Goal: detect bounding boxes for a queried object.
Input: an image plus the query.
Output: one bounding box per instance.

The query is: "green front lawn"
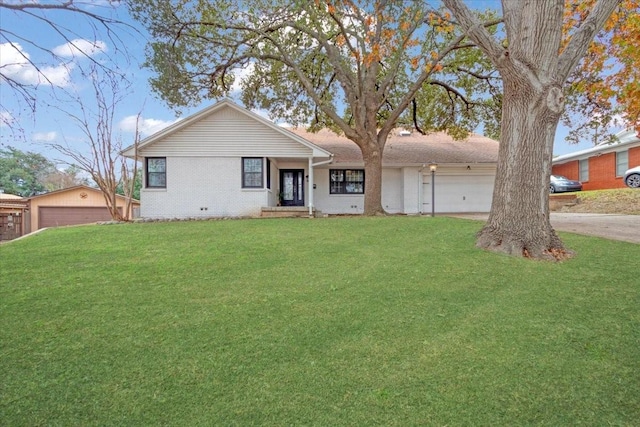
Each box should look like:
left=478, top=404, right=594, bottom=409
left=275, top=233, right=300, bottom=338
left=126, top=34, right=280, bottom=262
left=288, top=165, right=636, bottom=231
left=1, top=217, right=638, bottom=425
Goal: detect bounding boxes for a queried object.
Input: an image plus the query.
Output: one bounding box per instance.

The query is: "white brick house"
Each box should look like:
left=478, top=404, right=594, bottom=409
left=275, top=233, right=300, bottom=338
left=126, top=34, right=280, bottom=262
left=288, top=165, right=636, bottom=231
left=123, top=100, right=500, bottom=218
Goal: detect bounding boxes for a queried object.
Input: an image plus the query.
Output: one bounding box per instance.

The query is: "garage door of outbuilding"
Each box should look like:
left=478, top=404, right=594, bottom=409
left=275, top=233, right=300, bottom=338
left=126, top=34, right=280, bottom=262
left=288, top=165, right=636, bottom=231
left=39, top=206, right=121, bottom=229
left=423, top=174, right=495, bottom=213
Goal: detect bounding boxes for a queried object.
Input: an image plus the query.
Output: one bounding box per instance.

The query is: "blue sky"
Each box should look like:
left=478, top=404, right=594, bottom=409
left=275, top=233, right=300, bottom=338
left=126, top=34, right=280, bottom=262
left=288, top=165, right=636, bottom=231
left=0, top=1, right=616, bottom=166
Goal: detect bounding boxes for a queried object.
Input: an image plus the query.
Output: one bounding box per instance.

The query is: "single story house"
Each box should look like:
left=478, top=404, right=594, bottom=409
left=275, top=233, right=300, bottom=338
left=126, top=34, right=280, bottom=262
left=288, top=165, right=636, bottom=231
left=552, top=128, right=640, bottom=190
left=123, top=99, right=499, bottom=218
left=26, top=185, right=140, bottom=232
left=0, top=193, right=28, bottom=241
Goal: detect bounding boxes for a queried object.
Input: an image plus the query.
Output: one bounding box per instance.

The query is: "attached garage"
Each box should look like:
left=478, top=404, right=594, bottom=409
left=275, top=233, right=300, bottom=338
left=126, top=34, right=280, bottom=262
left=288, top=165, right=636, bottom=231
left=423, top=168, right=495, bottom=213
left=39, top=206, right=121, bottom=228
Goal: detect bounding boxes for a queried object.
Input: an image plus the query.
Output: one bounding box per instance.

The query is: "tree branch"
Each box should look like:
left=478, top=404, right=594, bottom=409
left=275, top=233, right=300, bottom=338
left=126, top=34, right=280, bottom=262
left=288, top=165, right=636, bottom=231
left=557, top=0, right=622, bottom=81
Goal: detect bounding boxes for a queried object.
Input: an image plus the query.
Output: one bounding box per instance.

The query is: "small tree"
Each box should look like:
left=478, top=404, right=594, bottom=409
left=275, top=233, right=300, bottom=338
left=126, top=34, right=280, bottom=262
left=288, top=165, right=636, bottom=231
left=45, top=64, right=140, bottom=221
left=41, top=165, right=90, bottom=192
left=116, top=169, right=142, bottom=201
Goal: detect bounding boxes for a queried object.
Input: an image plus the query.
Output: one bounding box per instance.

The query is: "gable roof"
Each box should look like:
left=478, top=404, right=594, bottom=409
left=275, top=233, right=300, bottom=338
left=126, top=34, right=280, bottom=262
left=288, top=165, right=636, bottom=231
left=122, top=99, right=332, bottom=159
left=26, top=185, right=139, bottom=203
left=553, top=128, right=640, bottom=164
left=0, top=193, right=28, bottom=209
left=289, top=128, right=499, bottom=165
left=0, top=193, right=25, bottom=201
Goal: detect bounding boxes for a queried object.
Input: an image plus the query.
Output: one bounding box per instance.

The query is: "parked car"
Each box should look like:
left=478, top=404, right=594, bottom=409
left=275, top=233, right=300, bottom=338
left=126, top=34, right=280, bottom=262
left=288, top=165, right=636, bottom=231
left=549, top=175, right=582, bottom=193
left=623, top=166, right=640, bottom=188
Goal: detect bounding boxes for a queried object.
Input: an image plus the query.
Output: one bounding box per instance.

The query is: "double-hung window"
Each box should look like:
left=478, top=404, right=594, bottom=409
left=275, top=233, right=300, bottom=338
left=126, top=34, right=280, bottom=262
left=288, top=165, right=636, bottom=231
left=579, top=159, right=589, bottom=182
left=146, top=157, right=166, bottom=188
left=242, top=157, right=264, bottom=188
left=616, top=150, right=628, bottom=177
left=330, top=169, right=364, bottom=194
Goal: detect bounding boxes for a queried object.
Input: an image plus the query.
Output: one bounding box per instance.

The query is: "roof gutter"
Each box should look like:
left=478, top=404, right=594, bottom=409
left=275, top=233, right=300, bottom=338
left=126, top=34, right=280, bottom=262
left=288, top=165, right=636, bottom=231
left=312, top=155, right=334, bottom=167
left=308, top=156, right=334, bottom=217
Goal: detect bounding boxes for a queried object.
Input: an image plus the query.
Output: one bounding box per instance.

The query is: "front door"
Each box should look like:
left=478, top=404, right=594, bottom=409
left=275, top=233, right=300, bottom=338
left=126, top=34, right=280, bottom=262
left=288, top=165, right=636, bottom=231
left=280, top=169, right=304, bottom=206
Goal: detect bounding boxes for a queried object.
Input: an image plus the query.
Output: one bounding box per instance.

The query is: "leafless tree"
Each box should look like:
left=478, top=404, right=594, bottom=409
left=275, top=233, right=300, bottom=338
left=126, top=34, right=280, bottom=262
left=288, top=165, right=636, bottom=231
left=0, top=0, right=136, bottom=133
left=41, top=165, right=90, bottom=191
left=45, top=64, right=140, bottom=221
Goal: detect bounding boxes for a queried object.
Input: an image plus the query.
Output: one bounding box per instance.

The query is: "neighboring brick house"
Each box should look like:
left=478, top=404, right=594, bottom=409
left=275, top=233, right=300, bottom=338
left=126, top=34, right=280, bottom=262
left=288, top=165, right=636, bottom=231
left=552, top=129, right=640, bottom=190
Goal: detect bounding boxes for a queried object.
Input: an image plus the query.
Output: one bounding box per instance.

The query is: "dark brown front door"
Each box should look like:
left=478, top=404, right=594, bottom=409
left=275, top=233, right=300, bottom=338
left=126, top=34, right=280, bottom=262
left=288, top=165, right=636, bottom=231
left=280, top=170, right=304, bottom=206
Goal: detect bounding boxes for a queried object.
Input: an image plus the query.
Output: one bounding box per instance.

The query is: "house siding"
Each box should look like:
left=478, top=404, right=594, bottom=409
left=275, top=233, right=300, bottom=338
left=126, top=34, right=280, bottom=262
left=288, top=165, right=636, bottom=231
left=141, top=157, right=270, bottom=218
left=312, top=167, right=422, bottom=215
left=139, top=108, right=315, bottom=158
left=312, top=168, right=363, bottom=214
left=382, top=168, right=403, bottom=213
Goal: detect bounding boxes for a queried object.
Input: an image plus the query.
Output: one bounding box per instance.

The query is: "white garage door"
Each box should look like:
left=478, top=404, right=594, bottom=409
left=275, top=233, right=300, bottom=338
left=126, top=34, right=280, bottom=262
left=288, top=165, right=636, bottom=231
left=423, top=174, right=495, bottom=213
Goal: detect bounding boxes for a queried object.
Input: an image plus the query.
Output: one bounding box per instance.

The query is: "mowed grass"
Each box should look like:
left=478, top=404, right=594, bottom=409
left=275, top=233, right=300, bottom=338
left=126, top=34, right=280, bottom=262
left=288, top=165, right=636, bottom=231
left=1, top=217, right=639, bottom=426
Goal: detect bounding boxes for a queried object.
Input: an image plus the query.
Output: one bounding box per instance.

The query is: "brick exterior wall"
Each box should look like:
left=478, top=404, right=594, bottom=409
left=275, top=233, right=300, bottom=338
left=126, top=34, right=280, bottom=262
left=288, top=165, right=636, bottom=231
left=631, top=145, right=640, bottom=168
left=552, top=161, right=579, bottom=181
left=552, top=146, right=640, bottom=190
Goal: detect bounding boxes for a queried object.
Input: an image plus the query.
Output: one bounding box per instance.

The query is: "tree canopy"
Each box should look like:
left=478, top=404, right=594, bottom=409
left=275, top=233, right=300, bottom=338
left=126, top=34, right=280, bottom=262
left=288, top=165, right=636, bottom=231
left=562, top=0, right=640, bottom=143
left=0, top=147, right=90, bottom=197
left=130, top=0, right=502, bottom=214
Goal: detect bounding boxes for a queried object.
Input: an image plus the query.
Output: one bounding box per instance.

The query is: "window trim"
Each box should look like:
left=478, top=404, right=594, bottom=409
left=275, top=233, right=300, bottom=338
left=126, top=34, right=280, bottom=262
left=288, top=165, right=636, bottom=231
left=242, top=157, right=264, bottom=189
left=329, top=169, right=365, bottom=194
left=145, top=157, right=166, bottom=189
left=616, top=150, right=628, bottom=177
left=266, top=158, right=271, bottom=190
left=579, top=159, right=589, bottom=182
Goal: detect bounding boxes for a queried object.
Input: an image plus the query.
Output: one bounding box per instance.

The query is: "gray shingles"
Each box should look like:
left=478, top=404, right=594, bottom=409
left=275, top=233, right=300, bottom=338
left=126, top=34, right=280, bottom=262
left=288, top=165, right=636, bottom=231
left=288, top=128, right=499, bottom=164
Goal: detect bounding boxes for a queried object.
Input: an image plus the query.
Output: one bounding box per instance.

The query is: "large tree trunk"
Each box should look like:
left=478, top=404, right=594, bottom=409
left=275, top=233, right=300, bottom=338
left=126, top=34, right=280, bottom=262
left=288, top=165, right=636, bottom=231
left=362, top=145, right=386, bottom=216
left=477, top=80, right=569, bottom=259
left=442, top=0, right=619, bottom=260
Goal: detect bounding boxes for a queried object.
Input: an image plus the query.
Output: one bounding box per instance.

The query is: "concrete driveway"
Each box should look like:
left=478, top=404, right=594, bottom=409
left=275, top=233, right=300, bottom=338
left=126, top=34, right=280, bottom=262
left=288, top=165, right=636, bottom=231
left=449, top=213, right=640, bottom=244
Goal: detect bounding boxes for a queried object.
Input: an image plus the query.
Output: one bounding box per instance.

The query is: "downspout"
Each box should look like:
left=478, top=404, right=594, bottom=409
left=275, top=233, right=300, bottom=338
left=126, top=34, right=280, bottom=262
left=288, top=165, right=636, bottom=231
left=309, top=155, right=334, bottom=217
left=418, top=164, right=426, bottom=214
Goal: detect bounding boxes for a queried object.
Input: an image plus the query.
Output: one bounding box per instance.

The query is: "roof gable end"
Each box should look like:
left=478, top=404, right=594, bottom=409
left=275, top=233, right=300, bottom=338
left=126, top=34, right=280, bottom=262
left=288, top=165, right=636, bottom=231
left=123, top=99, right=332, bottom=159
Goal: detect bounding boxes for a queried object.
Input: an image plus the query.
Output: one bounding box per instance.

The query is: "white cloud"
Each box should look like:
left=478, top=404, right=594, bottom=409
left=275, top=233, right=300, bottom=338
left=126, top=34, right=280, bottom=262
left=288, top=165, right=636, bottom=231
left=52, top=39, right=108, bottom=58
left=118, top=115, right=179, bottom=136
left=32, top=131, right=58, bottom=142
left=0, top=42, right=73, bottom=87
left=230, top=62, right=255, bottom=93
left=0, top=111, right=15, bottom=128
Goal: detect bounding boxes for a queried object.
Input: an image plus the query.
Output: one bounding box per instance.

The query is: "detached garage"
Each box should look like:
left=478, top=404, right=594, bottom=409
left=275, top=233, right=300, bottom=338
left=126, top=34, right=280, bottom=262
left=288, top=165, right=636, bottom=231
left=26, top=185, right=140, bottom=233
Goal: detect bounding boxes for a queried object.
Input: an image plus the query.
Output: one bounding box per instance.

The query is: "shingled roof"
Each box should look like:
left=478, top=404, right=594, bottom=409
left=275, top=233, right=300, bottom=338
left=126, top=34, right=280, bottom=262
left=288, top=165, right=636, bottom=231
left=287, top=128, right=499, bottom=165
